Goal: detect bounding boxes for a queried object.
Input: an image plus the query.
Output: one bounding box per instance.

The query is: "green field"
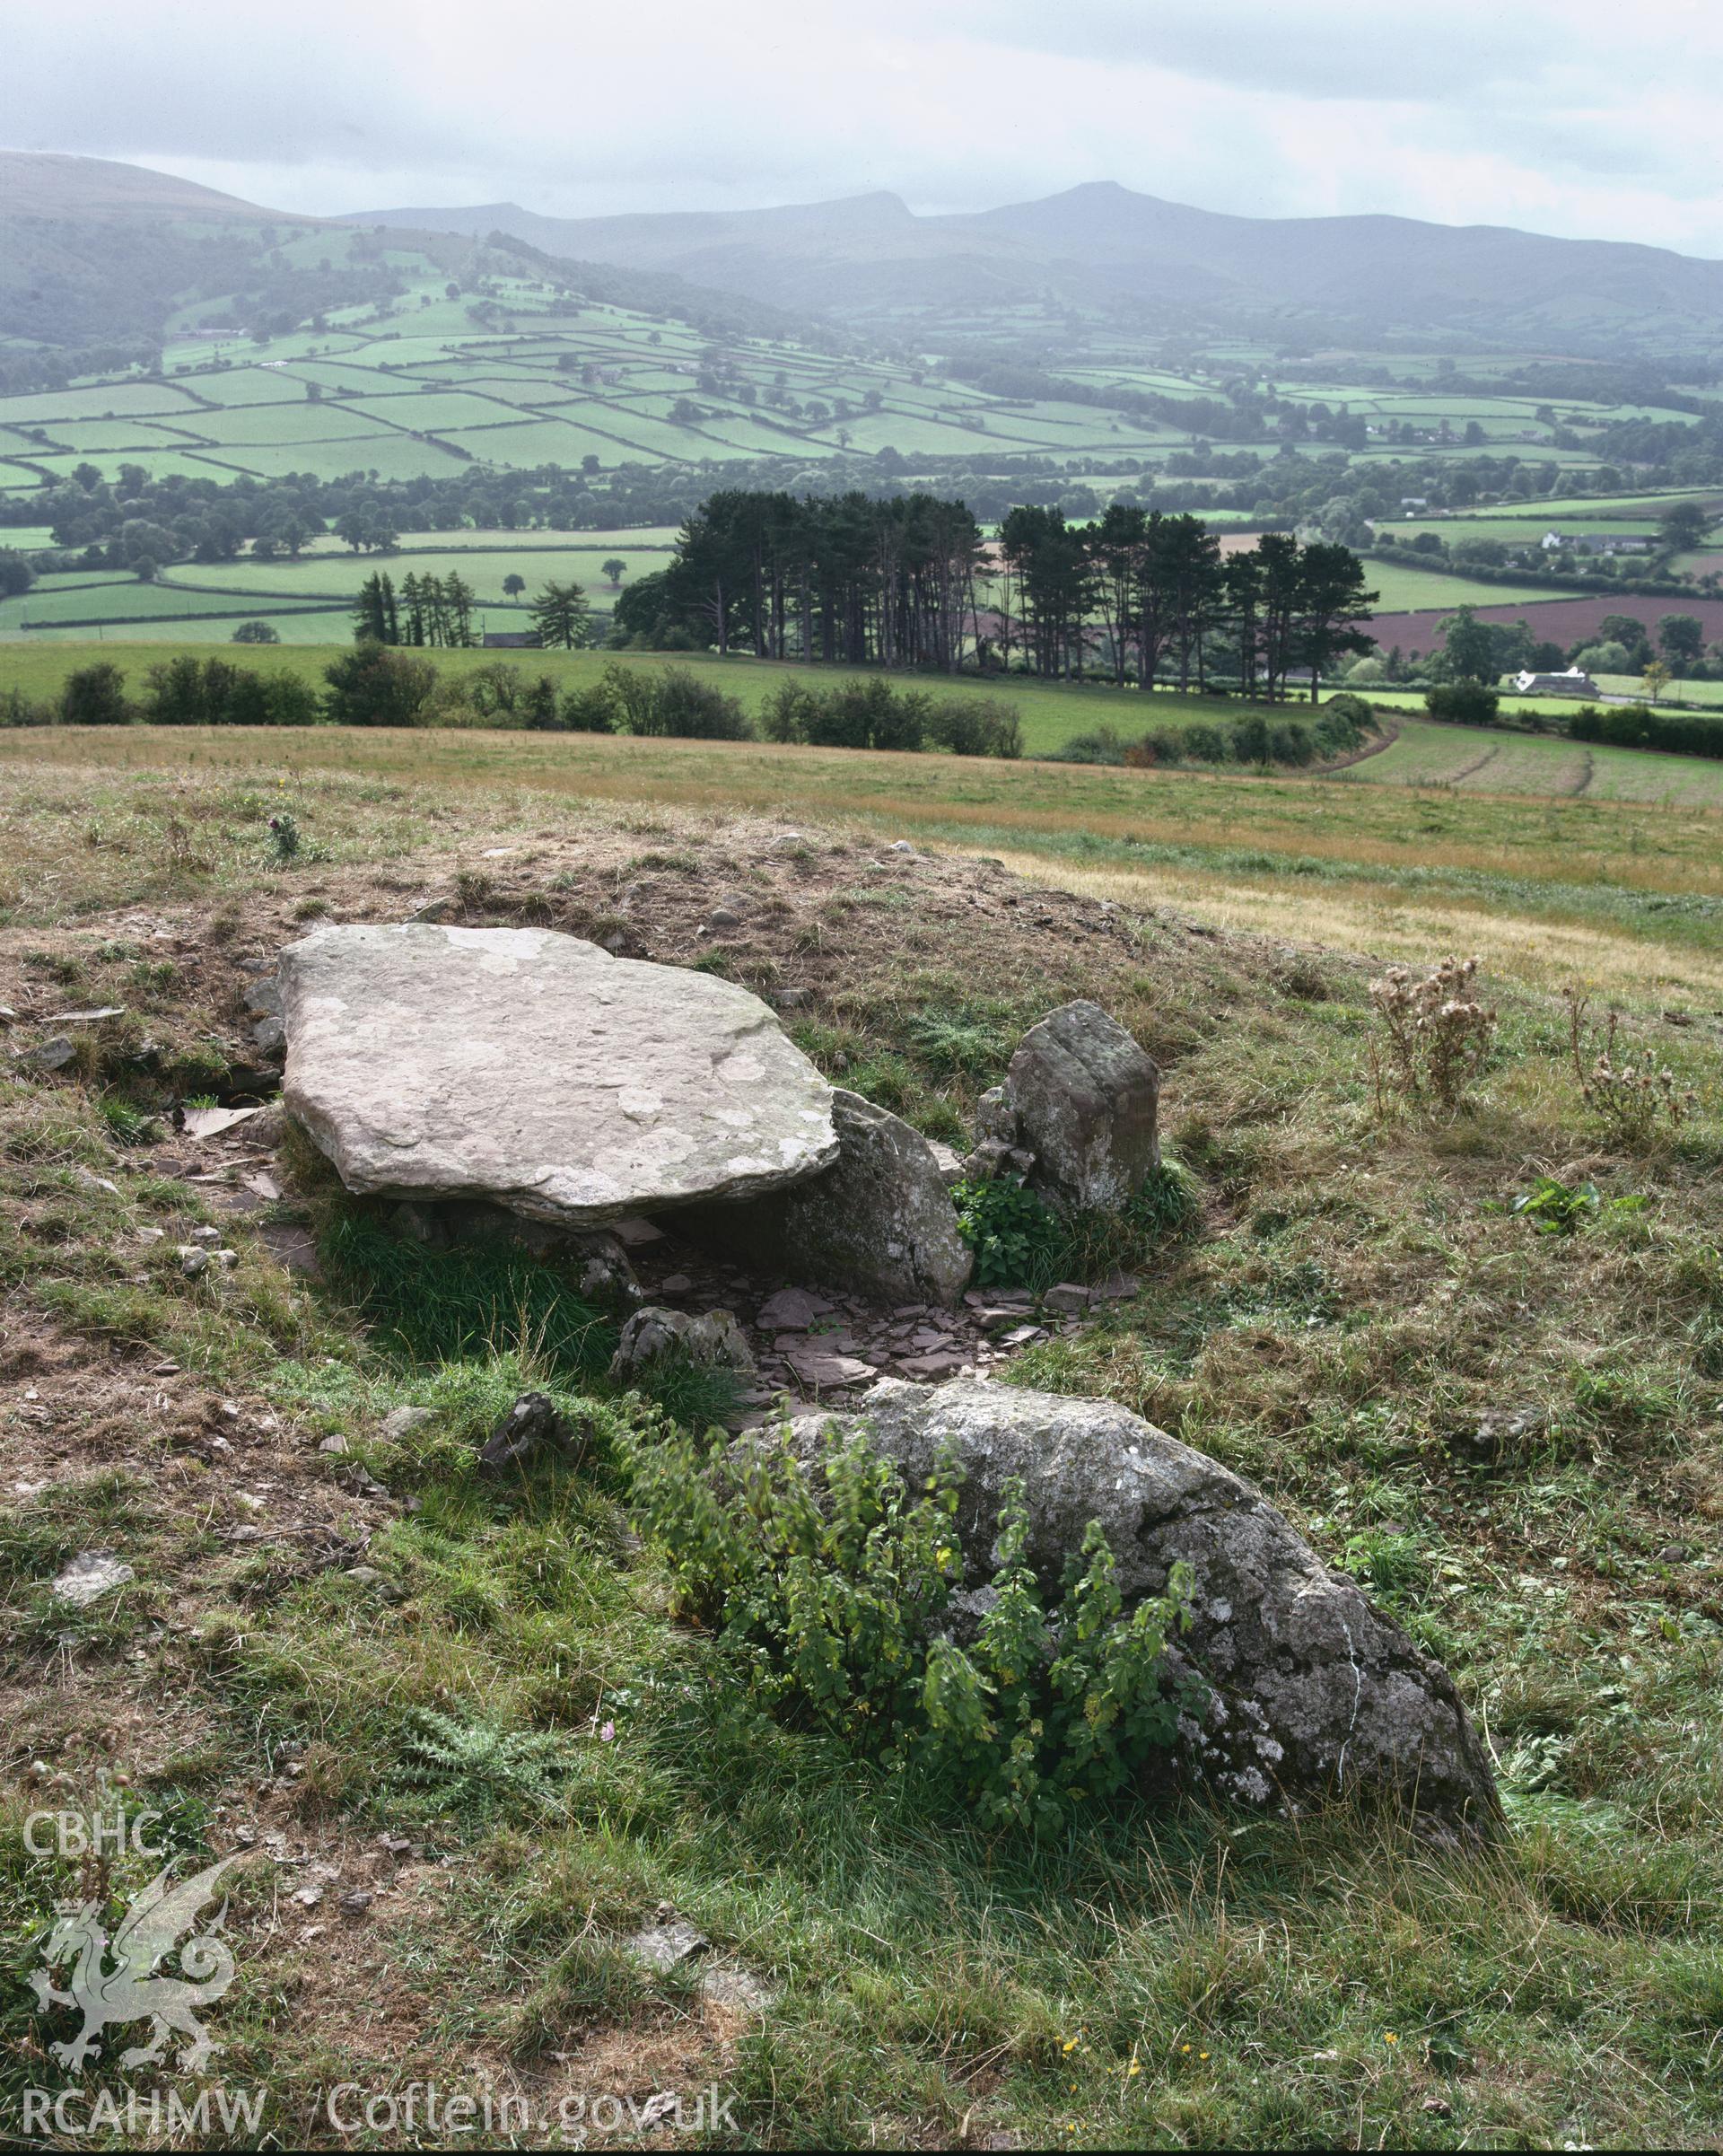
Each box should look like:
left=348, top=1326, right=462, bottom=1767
left=13, top=634, right=1723, bottom=796
left=1390, top=516, right=1663, bottom=545
left=0, top=638, right=1340, bottom=758
left=7, top=621, right=1723, bottom=814
left=0, top=578, right=341, bottom=632
left=0, top=537, right=1587, bottom=645
left=1363, top=562, right=1583, bottom=609
left=0, top=530, right=680, bottom=641
left=1347, top=715, right=1723, bottom=805
left=1, top=223, right=1712, bottom=544
left=154, top=548, right=657, bottom=606
left=1594, top=671, right=1723, bottom=705
left=0, top=250, right=1188, bottom=504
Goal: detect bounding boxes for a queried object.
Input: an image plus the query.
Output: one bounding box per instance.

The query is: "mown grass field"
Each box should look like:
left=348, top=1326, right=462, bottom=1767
left=1359, top=564, right=1585, bottom=611
left=1, top=728, right=1721, bottom=2150
left=156, top=548, right=656, bottom=606
left=1348, top=718, right=1723, bottom=807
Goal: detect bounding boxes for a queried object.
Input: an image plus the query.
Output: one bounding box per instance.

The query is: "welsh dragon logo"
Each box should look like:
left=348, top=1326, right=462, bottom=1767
left=31, top=1854, right=246, bottom=2074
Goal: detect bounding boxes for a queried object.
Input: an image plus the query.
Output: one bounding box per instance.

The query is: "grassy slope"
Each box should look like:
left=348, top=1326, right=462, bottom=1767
left=4, top=723, right=1723, bottom=1003
left=0, top=751, right=1720, bottom=2149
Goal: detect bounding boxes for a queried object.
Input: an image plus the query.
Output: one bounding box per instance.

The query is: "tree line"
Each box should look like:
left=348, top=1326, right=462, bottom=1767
left=0, top=651, right=1028, bottom=758
left=352, top=573, right=592, bottom=649
left=621, top=490, right=1377, bottom=697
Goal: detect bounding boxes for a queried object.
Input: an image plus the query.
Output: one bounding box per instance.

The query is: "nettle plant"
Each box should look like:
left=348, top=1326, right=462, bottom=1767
left=628, top=1421, right=1193, bottom=1834
left=952, top=1173, right=1067, bottom=1290
left=1369, top=953, right=1498, bottom=1112
left=1566, top=990, right=1698, bottom=1143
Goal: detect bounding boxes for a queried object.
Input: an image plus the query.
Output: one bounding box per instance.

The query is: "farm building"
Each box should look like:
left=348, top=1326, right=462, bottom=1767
left=1512, top=665, right=1598, bottom=696
left=1540, top=530, right=1656, bottom=557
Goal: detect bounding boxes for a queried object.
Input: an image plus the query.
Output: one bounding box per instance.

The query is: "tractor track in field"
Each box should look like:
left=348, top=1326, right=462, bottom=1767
left=1445, top=742, right=1502, bottom=785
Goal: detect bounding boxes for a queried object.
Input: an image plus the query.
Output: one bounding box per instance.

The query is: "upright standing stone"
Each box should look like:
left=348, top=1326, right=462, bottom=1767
left=1005, top=1000, right=1159, bottom=1211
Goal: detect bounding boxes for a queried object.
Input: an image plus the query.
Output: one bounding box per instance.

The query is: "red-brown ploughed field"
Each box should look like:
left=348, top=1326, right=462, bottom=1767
left=1366, top=592, right=1723, bottom=654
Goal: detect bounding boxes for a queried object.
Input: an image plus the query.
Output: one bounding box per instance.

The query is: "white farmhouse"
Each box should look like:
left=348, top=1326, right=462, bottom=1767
left=1512, top=666, right=1599, bottom=697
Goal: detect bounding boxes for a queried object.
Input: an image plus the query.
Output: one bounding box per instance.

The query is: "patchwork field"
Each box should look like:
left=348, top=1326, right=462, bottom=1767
left=0, top=539, right=1582, bottom=647
left=0, top=253, right=1187, bottom=507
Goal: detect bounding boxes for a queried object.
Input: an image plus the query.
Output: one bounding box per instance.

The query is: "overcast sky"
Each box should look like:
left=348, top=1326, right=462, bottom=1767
left=6, top=0, right=1721, bottom=254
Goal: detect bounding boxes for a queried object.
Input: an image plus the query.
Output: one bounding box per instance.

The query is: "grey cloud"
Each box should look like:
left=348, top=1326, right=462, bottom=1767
left=963, top=0, right=1563, bottom=103
left=4, top=0, right=1720, bottom=252
left=0, top=18, right=490, bottom=172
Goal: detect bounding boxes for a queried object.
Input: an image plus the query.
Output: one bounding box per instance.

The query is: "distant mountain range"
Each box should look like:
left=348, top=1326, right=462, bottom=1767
left=6, top=151, right=1723, bottom=361
left=344, top=180, right=1723, bottom=351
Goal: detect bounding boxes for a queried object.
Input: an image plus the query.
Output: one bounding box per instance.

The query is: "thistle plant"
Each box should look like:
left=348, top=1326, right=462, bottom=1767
left=1369, top=954, right=1497, bottom=1111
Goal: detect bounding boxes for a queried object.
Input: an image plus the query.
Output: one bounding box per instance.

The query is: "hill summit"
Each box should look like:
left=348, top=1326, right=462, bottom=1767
left=344, top=176, right=1723, bottom=349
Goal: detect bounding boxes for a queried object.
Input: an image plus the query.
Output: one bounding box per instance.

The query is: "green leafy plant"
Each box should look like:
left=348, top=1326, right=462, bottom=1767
left=628, top=1423, right=1192, bottom=1834
left=953, top=1174, right=1068, bottom=1289
left=1510, top=1175, right=1649, bottom=1235
left=1513, top=1175, right=1602, bottom=1235
left=393, top=1707, right=574, bottom=1823
left=267, top=812, right=301, bottom=863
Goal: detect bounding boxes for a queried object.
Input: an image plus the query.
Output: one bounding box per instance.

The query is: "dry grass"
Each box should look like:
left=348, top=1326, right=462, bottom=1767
left=5, top=726, right=1723, bottom=904
left=984, top=848, right=1723, bottom=1004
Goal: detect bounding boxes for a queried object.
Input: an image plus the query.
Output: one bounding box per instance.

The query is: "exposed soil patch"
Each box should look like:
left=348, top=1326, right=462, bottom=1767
left=1367, top=590, right=1723, bottom=655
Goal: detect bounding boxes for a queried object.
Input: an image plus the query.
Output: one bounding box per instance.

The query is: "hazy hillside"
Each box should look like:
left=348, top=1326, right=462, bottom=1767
left=348, top=180, right=1723, bottom=354
left=0, top=151, right=324, bottom=350
left=13, top=149, right=1723, bottom=369
left=0, top=151, right=301, bottom=222
left=0, top=153, right=813, bottom=363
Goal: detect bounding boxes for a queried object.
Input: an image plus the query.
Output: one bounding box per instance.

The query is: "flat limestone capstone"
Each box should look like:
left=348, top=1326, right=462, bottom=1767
left=279, top=924, right=838, bottom=1227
